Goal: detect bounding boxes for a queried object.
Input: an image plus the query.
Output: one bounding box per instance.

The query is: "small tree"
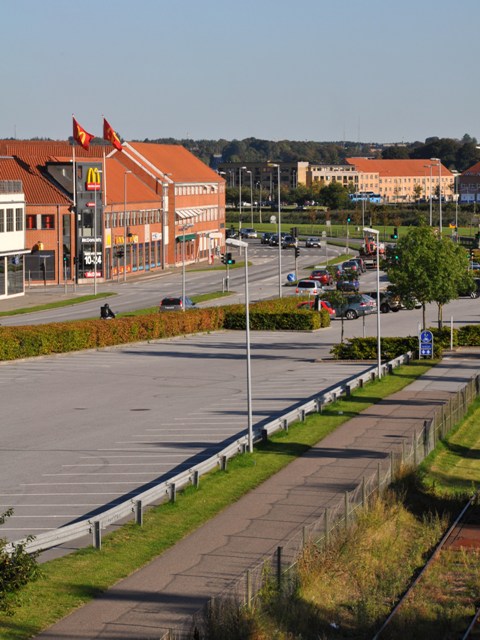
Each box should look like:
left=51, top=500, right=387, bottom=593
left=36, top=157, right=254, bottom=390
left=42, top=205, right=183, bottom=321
left=0, top=509, right=40, bottom=614
left=432, top=239, right=471, bottom=328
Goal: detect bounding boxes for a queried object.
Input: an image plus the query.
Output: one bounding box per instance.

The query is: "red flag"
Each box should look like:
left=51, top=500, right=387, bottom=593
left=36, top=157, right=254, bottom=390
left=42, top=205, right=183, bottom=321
left=72, top=117, right=94, bottom=151
left=103, top=117, right=123, bottom=151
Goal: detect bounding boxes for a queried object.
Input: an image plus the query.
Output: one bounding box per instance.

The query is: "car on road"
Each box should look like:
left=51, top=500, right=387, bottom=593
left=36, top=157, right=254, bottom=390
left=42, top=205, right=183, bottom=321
left=342, top=259, right=361, bottom=274
left=328, top=293, right=377, bottom=320
left=239, top=228, right=257, bottom=239
left=351, top=257, right=366, bottom=273
left=309, top=268, right=333, bottom=286
left=297, top=298, right=336, bottom=318
left=337, top=278, right=360, bottom=292
left=159, top=296, right=196, bottom=312
left=261, top=232, right=274, bottom=244
left=269, top=232, right=287, bottom=246
left=282, top=235, right=298, bottom=248
left=305, top=237, right=321, bottom=248
left=296, top=279, right=324, bottom=296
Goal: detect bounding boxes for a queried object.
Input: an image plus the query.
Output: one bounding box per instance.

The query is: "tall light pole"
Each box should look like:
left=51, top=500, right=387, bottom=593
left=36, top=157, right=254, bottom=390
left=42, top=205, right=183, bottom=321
left=93, top=169, right=102, bottom=296
left=226, top=237, right=253, bottom=453
left=123, top=170, right=132, bottom=282
left=424, top=164, right=433, bottom=226
left=363, top=226, right=382, bottom=379
left=269, top=162, right=282, bottom=297
left=181, top=222, right=194, bottom=311
left=239, top=166, right=246, bottom=230
left=246, top=170, right=253, bottom=226
left=431, top=157, right=442, bottom=235
left=257, top=181, right=262, bottom=224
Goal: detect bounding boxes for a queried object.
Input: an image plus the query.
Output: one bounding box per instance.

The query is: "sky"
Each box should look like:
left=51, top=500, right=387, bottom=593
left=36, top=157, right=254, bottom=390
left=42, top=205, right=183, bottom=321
left=2, top=0, right=479, bottom=144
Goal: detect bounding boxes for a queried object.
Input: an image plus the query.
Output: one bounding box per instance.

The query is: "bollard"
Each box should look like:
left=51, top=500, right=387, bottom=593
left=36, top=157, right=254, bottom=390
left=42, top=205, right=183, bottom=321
left=135, top=500, right=143, bottom=526
left=246, top=569, right=252, bottom=609
left=221, top=455, right=228, bottom=471
left=93, top=520, right=101, bottom=549
left=193, top=470, right=200, bottom=488
left=170, top=483, right=176, bottom=503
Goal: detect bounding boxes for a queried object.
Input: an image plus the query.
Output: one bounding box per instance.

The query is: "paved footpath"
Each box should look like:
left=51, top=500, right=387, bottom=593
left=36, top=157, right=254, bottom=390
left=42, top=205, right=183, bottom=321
left=35, top=348, right=480, bottom=639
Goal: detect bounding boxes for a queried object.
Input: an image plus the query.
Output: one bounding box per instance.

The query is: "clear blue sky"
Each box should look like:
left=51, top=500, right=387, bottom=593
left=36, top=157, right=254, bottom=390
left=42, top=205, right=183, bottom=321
left=2, top=0, right=478, bottom=144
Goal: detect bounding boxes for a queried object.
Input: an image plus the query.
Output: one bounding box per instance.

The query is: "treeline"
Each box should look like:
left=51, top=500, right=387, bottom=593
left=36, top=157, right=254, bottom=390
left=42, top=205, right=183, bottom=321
left=139, top=134, right=480, bottom=172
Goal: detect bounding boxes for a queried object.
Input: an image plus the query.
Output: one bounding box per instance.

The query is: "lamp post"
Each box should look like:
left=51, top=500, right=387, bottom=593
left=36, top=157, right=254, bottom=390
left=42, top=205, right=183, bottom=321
left=424, top=164, right=433, bottom=226
left=93, top=169, right=102, bottom=296
left=269, top=162, right=282, bottom=297
left=226, top=237, right=253, bottom=453
left=246, top=170, right=253, bottom=226
left=181, top=222, right=194, bottom=311
left=431, top=158, right=442, bottom=235
left=239, top=166, right=246, bottom=229
left=123, top=170, right=132, bottom=282
left=363, top=226, right=382, bottom=379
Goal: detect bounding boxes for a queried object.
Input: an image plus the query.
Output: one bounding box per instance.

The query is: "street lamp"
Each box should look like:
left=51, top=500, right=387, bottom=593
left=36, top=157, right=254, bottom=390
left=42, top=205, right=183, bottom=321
left=181, top=222, right=194, bottom=311
left=268, top=162, right=282, bottom=297
left=226, top=237, right=253, bottom=453
left=93, top=169, right=103, bottom=296
left=123, top=170, right=132, bottom=282
left=424, top=164, right=433, bottom=226
left=363, top=226, right=382, bottom=379
left=431, top=158, right=442, bottom=235
left=239, top=166, right=246, bottom=229
left=246, top=170, right=253, bottom=226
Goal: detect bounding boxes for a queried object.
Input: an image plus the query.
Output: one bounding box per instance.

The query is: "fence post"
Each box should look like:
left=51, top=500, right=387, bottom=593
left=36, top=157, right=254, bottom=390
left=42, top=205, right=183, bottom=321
left=423, top=420, right=429, bottom=457
left=344, top=491, right=349, bottom=529
left=302, top=525, right=308, bottom=548
left=221, top=455, right=228, bottom=471
left=377, top=462, right=381, bottom=495
left=362, top=476, right=366, bottom=509
left=390, top=451, right=394, bottom=481
left=246, top=569, right=252, bottom=609
left=93, top=521, right=101, bottom=549
left=170, top=483, right=176, bottom=503
left=193, top=470, right=200, bottom=488
left=413, top=429, right=418, bottom=466
left=135, top=500, right=143, bottom=526
left=325, top=508, right=330, bottom=547
left=276, top=546, right=283, bottom=590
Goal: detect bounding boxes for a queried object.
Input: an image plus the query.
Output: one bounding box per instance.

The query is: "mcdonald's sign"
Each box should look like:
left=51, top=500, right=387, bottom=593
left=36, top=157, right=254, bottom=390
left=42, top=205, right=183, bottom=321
left=86, top=167, right=101, bottom=191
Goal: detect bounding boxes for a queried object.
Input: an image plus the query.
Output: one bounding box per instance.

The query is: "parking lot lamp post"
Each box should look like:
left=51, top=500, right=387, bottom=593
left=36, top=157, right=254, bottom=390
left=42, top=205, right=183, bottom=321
left=431, top=158, right=442, bottom=235
left=246, top=170, right=253, bottom=226
left=181, top=223, right=194, bottom=311
left=226, top=237, right=253, bottom=453
left=93, top=169, right=102, bottom=297
left=269, top=162, right=282, bottom=297
left=363, top=227, right=382, bottom=379
left=239, top=166, right=246, bottom=229
left=424, top=164, right=433, bottom=226
left=123, top=170, right=132, bottom=282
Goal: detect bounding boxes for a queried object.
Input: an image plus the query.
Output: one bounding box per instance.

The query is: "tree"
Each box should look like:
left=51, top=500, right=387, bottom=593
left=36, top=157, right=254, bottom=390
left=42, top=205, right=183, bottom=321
left=0, top=508, right=39, bottom=613
left=431, top=239, right=471, bottom=328
left=386, top=226, right=439, bottom=329
left=318, top=182, right=350, bottom=209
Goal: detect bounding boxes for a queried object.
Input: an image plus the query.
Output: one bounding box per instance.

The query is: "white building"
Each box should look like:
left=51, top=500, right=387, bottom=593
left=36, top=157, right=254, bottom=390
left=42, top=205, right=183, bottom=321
left=0, top=180, right=27, bottom=298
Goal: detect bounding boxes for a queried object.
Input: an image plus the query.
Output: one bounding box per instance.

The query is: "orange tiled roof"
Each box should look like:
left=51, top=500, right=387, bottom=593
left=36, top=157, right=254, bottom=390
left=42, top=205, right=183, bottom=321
left=0, top=156, right=71, bottom=205
left=0, top=140, right=110, bottom=160
left=461, top=162, right=480, bottom=177
left=346, top=157, right=452, bottom=177
left=104, top=156, right=161, bottom=205
left=126, top=142, right=222, bottom=183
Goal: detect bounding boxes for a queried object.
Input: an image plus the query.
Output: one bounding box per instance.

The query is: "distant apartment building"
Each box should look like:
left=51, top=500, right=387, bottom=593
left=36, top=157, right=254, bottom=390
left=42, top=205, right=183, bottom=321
left=458, top=161, right=480, bottom=203
left=346, top=158, right=454, bottom=203
left=305, top=164, right=358, bottom=190
left=0, top=179, right=27, bottom=298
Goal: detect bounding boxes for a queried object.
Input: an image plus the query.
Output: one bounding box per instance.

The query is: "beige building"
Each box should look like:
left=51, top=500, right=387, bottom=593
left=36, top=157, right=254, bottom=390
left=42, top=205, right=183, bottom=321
left=346, top=158, right=454, bottom=203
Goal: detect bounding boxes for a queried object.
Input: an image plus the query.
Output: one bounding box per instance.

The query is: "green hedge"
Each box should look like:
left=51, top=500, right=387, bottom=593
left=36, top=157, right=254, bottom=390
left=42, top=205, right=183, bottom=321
left=0, top=298, right=330, bottom=361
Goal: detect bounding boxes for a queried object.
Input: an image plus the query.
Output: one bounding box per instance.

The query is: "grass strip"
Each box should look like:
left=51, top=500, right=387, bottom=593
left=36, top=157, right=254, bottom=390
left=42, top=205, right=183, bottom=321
left=0, top=293, right=116, bottom=318
left=0, top=361, right=434, bottom=639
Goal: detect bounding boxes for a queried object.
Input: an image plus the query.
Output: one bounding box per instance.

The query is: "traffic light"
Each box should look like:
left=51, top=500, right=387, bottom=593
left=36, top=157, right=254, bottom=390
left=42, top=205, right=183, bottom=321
left=295, top=247, right=300, bottom=259
left=347, top=215, right=351, bottom=223
left=221, top=253, right=225, bottom=264
left=391, top=227, right=398, bottom=240
left=291, top=227, right=298, bottom=237
left=226, top=252, right=235, bottom=265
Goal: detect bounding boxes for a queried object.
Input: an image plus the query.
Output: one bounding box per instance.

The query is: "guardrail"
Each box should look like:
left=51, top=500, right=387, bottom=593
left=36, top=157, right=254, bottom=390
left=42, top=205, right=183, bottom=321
left=5, top=353, right=412, bottom=556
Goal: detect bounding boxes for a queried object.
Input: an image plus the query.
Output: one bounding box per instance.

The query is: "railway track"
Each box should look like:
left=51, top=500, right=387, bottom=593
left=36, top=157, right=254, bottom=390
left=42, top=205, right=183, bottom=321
left=373, top=492, right=480, bottom=639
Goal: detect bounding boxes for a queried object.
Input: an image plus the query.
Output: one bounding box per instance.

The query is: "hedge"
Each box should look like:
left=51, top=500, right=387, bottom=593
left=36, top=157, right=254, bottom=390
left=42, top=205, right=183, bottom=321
left=0, top=298, right=329, bottom=362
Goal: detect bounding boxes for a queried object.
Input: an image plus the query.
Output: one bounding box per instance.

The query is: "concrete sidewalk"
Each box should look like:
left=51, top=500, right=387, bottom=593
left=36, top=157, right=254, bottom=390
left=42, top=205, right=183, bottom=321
left=35, top=349, right=480, bottom=639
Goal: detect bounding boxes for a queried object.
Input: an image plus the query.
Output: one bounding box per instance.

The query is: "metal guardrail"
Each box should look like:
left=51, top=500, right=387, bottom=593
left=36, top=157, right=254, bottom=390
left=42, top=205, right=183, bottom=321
left=5, top=352, right=412, bottom=556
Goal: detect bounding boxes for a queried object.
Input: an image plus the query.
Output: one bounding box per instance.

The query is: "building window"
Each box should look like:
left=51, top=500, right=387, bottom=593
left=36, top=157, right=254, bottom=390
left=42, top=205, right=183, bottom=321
left=15, top=208, right=23, bottom=231
left=6, top=208, right=14, bottom=232
left=26, top=214, right=36, bottom=229
left=0, top=209, right=4, bottom=232
left=41, top=214, right=55, bottom=230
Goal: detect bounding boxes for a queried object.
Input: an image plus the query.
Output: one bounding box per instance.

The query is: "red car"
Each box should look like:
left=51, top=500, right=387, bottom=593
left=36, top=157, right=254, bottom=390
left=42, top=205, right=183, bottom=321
left=309, top=268, right=333, bottom=286
left=297, top=299, right=336, bottom=318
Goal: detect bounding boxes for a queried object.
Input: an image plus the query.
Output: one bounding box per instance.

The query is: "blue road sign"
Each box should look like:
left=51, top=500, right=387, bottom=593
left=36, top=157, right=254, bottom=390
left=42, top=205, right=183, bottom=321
left=420, top=330, right=433, bottom=343
left=287, top=273, right=296, bottom=282
left=419, top=329, right=433, bottom=357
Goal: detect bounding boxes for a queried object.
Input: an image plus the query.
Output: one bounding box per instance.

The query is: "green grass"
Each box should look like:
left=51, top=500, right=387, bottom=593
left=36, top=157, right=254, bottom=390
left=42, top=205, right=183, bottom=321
left=0, top=361, right=434, bottom=639
left=0, top=293, right=116, bottom=318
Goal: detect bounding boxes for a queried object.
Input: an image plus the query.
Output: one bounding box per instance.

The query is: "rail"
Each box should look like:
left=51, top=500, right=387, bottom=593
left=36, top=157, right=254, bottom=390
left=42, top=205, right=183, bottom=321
left=5, top=352, right=412, bottom=556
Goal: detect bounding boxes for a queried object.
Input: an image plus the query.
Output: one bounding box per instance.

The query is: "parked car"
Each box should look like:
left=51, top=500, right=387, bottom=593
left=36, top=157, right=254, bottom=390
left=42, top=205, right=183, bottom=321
left=240, top=228, right=257, bottom=239
left=305, top=237, right=321, bottom=248
left=337, top=278, right=360, bottom=292
left=363, top=290, right=402, bottom=313
left=297, top=298, right=336, bottom=318
left=261, top=232, right=274, bottom=244
left=282, top=235, right=298, bottom=248
left=328, top=294, right=377, bottom=320
left=309, top=268, right=333, bottom=286
left=342, top=259, right=361, bottom=274
left=159, top=296, right=196, bottom=312
left=296, top=279, right=324, bottom=296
